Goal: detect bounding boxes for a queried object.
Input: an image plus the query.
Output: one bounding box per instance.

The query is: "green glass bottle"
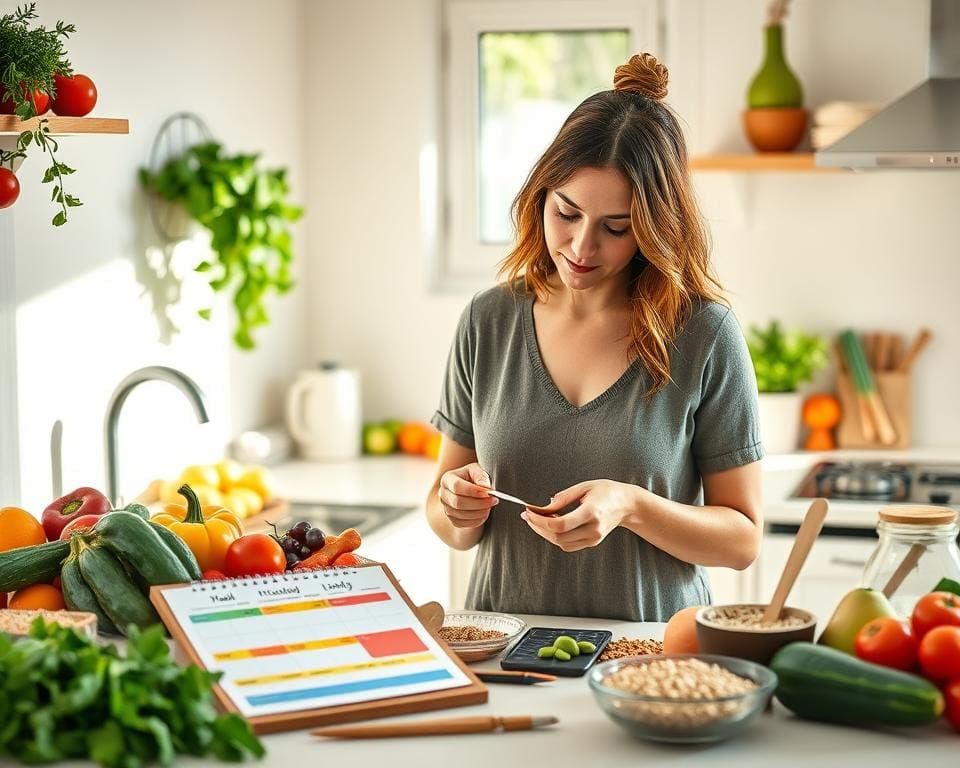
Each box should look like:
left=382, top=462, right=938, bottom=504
left=747, top=25, right=803, bottom=108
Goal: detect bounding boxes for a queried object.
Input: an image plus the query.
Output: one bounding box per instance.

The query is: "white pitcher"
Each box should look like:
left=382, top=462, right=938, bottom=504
left=285, top=363, right=362, bottom=460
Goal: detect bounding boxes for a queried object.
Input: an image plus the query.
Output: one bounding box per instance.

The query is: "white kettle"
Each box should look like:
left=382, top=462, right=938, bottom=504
left=285, top=363, right=362, bottom=460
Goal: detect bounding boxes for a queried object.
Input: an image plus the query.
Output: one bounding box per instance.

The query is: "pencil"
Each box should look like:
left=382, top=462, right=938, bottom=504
left=311, top=715, right=559, bottom=739
left=475, top=671, right=557, bottom=685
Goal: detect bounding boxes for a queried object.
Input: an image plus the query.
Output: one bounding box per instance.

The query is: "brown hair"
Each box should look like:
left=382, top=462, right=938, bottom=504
left=498, top=52, right=725, bottom=395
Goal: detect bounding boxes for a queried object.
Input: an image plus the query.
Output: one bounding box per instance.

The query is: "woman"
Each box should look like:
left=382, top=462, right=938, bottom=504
left=425, top=53, right=763, bottom=621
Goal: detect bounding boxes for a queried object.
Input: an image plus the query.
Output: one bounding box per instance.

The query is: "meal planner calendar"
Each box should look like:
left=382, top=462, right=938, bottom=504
left=154, top=565, right=473, bottom=718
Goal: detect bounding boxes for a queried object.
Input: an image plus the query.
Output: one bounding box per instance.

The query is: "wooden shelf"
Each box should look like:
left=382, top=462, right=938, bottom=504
left=689, top=153, right=839, bottom=173
left=0, top=115, right=128, bottom=134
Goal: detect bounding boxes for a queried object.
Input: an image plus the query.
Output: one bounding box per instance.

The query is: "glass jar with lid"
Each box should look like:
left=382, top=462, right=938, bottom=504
left=860, top=505, right=960, bottom=618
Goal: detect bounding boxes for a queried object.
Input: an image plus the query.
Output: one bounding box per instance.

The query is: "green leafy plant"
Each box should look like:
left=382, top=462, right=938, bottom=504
left=747, top=320, right=828, bottom=393
left=0, top=3, right=82, bottom=226
left=0, top=618, right=265, bottom=767
left=139, top=141, right=303, bottom=350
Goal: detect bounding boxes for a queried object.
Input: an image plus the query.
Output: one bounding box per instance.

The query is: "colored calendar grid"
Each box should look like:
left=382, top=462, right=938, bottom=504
left=245, top=669, right=455, bottom=707
left=189, top=591, right=390, bottom=623
left=214, top=627, right=428, bottom=663
left=233, top=651, right=437, bottom=687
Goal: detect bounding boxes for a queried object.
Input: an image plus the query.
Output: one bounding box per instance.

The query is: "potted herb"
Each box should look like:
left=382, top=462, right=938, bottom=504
left=139, top=141, right=303, bottom=350
left=747, top=320, right=828, bottom=453
left=0, top=3, right=82, bottom=225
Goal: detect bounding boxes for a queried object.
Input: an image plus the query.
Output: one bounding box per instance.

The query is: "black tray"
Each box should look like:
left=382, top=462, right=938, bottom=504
left=500, top=627, right=612, bottom=677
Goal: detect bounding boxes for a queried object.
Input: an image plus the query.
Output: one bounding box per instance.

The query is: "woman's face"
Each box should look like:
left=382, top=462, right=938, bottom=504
left=542, top=166, right=638, bottom=292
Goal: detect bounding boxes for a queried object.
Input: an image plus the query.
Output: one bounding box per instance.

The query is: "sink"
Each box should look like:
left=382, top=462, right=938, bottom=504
left=248, top=501, right=415, bottom=538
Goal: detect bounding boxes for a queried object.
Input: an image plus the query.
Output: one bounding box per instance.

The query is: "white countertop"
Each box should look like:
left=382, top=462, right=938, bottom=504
left=177, top=614, right=955, bottom=767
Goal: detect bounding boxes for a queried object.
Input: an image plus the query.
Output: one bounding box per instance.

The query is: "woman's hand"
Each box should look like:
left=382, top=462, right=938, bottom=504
left=522, top=479, right=641, bottom=552
left=437, top=462, right=499, bottom=529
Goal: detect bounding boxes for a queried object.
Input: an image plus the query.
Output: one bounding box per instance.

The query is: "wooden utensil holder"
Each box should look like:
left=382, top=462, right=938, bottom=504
left=836, top=371, right=911, bottom=449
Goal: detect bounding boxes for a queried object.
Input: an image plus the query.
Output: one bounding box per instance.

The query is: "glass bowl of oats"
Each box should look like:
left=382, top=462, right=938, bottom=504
left=588, top=654, right=777, bottom=744
left=436, top=611, right=525, bottom=662
left=695, top=604, right=817, bottom=666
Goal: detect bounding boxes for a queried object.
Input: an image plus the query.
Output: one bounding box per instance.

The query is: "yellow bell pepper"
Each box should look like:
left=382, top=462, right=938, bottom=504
left=150, top=484, right=244, bottom=572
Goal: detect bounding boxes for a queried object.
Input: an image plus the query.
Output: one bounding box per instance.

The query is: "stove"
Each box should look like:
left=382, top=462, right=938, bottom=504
left=791, top=461, right=960, bottom=507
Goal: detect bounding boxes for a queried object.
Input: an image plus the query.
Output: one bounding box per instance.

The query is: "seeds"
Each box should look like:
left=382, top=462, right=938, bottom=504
left=703, top=605, right=807, bottom=630
left=437, top=625, right=507, bottom=642
left=599, top=637, right=663, bottom=661
left=601, top=658, right=758, bottom=729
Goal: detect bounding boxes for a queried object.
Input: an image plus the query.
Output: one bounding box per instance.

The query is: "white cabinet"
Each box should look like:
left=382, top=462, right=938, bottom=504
left=705, top=565, right=754, bottom=605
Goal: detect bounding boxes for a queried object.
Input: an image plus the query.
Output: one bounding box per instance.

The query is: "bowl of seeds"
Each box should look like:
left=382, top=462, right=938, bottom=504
left=437, top=610, right=525, bottom=662
left=588, top=654, right=777, bottom=743
left=695, top=604, right=816, bottom=666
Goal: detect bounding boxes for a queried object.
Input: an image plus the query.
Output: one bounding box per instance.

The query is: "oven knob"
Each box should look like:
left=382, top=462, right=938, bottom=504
left=929, top=491, right=952, bottom=505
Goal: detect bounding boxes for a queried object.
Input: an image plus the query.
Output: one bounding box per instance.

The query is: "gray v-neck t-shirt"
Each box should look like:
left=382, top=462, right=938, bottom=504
left=431, top=285, right=763, bottom=621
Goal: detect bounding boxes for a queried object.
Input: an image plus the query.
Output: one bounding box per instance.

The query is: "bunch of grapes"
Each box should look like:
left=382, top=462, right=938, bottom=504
left=276, top=520, right=326, bottom=570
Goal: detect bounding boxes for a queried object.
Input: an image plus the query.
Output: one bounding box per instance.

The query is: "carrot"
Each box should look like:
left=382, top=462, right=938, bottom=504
left=333, top=553, right=359, bottom=567
left=294, top=528, right=362, bottom=569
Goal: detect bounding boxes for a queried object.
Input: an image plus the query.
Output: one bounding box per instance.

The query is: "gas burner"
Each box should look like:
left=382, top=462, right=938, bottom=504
left=814, top=462, right=911, bottom=501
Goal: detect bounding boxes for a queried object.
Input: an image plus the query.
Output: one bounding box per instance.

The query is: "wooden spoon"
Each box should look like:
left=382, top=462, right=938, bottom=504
left=417, top=601, right=445, bottom=632
left=762, top=498, right=829, bottom=623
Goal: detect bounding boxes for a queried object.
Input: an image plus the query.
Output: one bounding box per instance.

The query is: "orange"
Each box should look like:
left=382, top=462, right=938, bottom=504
left=397, top=422, right=431, bottom=455
left=0, top=507, right=46, bottom=552
left=423, top=431, right=442, bottom=461
left=802, top=393, right=842, bottom=429
left=662, top=605, right=703, bottom=654
left=9, top=583, right=66, bottom=611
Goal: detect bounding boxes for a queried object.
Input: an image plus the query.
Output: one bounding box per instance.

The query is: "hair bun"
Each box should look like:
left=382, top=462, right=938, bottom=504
left=613, top=53, right=668, bottom=101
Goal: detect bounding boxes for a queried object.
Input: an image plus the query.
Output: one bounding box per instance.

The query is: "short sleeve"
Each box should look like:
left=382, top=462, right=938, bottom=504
left=430, top=298, right=476, bottom=449
left=692, top=309, right=764, bottom=474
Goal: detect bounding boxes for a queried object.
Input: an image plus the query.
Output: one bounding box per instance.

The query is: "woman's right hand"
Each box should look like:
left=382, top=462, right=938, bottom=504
left=437, top=462, right=498, bottom=528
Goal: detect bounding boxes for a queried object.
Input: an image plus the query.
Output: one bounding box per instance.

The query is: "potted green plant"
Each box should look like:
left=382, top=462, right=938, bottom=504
left=139, top=141, right=303, bottom=350
left=0, top=3, right=83, bottom=224
left=747, top=320, right=828, bottom=453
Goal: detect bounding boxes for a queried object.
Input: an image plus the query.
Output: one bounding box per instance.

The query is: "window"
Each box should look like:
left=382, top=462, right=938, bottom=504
left=438, top=0, right=659, bottom=288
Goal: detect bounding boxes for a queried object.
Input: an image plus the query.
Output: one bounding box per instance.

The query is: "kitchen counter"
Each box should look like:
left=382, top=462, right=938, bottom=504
left=178, top=614, right=956, bottom=767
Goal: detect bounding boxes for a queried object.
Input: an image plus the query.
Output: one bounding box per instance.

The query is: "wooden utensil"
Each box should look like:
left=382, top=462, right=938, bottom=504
left=762, top=498, right=829, bottom=623
left=875, top=333, right=892, bottom=371
left=882, top=543, right=926, bottom=599
left=417, top=601, right=445, bottom=631
left=311, top=715, right=559, bottom=739
left=889, top=334, right=906, bottom=370
left=897, top=328, right=932, bottom=372
left=840, top=330, right=897, bottom=445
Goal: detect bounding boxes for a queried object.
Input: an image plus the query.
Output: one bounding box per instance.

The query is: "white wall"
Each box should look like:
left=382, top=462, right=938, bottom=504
left=7, top=0, right=309, bottom=511
left=304, top=0, right=960, bottom=448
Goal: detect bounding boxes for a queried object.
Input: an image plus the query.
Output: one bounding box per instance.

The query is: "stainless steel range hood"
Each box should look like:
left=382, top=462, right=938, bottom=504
left=816, top=0, right=960, bottom=169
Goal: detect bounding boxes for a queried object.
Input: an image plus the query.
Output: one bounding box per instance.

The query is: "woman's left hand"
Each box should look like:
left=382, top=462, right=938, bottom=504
left=521, top=479, right=641, bottom=552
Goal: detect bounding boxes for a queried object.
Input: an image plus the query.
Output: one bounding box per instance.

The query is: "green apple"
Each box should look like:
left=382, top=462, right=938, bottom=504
left=817, top=588, right=899, bottom=655
left=363, top=423, right=396, bottom=455
left=381, top=418, right=404, bottom=438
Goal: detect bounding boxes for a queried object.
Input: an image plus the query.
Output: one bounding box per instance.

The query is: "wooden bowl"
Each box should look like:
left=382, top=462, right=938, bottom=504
left=742, top=108, right=808, bottom=152
left=695, top=604, right=816, bottom=666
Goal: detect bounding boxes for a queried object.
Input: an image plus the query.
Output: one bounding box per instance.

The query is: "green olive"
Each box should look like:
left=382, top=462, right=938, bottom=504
left=537, top=646, right=556, bottom=658
left=554, top=648, right=571, bottom=662
left=553, top=635, right=580, bottom=656
left=577, top=640, right=597, bottom=654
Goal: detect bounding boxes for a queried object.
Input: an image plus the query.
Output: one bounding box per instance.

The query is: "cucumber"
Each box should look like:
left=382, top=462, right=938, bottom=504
left=60, top=553, right=120, bottom=635
left=0, top=539, right=70, bottom=591
left=93, top=511, right=191, bottom=585
left=148, top=521, right=202, bottom=581
left=77, top=542, right=161, bottom=635
left=771, top=641, right=944, bottom=727
left=120, top=502, right=151, bottom=520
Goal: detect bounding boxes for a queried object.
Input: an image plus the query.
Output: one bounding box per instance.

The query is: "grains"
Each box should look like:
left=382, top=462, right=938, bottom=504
left=599, top=637, right=663, bottom=661
left=438, top=625, right=507, bottom=642
left=702, top=605, right=807, bottom=630
left=601, top=658, right=759, bottom=729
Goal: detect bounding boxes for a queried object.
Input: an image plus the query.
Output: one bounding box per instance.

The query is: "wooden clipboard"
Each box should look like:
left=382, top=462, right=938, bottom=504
left=149, top=563, right=487, bottom=734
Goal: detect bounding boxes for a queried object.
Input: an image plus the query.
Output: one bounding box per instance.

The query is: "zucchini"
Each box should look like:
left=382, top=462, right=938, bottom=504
left=0, top=539, right=70, bottom=592
left=120, top=502, right=151, bottom=520
left=76, top=542, right=161, bottom=635
left=93, top=510, right=191, bottom=585
left=148, top=521, right=202, bottom=581
left=771, top=641, right=944, bottom=727
left=60, top=552, right=119, bottom=635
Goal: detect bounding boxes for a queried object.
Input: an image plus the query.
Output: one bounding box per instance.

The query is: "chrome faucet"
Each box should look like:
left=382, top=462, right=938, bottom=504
left=104, top=366, right=209, bottom=506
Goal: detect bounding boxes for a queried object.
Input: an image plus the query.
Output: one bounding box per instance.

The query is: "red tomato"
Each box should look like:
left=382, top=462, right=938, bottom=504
left=912, top=591, right=960, bottom=638
left=918, top=625, right=960, bottom=681
left=50, top=73, right=97, bottom=117
left=0, top=84, right=48, bottom=115
left=201, top=569, right=227, bottom=581
left=224, top=534, right=285, bottom=577
left=58, top=513, right=105, bottom=540
left=945, top=680, right=960, bottom=732
left=854, top=617, right=918, bottom=671
left=0, top=168, right=19, bottom=209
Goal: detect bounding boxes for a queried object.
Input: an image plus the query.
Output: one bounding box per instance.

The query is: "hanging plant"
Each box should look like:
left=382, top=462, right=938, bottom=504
left=0, top=3, right=82, bottom=225
left=138, top=141, right=303, bottom=350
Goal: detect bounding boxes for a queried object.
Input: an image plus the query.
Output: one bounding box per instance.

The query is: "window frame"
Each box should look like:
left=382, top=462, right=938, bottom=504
left=437, top=0, right=660, bottom=289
